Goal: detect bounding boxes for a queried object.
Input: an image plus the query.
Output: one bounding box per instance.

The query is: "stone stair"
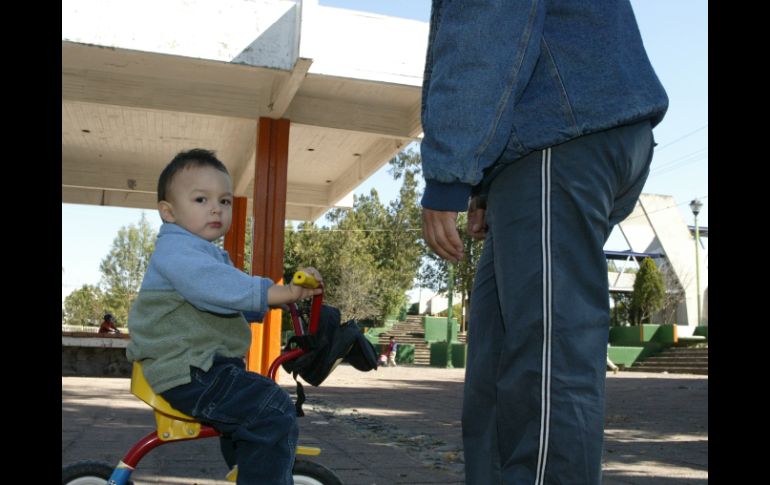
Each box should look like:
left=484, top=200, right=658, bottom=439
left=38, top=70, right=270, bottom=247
left=376, top=315, right=431, bottom=365
left=625, top=346, right=708, bottom=375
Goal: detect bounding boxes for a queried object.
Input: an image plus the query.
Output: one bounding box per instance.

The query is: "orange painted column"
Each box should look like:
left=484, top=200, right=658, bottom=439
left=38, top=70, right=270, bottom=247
left=223, top=196, right=248, bottom=270
left=247, top=117, right=290, bottom=377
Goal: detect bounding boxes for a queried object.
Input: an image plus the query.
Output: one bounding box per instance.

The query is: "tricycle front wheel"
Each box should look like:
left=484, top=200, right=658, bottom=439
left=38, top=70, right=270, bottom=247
left=293, top=458, right=343, bottom=485
left=62, top=460, right=134, bottom=485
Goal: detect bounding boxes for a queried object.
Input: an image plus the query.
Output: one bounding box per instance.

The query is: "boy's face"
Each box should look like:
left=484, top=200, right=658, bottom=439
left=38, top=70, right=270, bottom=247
left=158, top=165, right=233, bottom=242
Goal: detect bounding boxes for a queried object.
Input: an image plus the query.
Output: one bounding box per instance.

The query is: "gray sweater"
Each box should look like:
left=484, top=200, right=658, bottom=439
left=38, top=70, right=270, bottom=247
left=126, top=223, right=273, bottom=393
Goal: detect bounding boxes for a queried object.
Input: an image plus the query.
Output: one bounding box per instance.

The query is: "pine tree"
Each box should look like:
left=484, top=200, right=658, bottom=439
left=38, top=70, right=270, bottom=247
left=629, top=257, right=665, bottom=325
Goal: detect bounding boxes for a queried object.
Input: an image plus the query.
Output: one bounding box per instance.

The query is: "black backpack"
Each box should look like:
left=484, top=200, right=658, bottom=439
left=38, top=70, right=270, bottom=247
left=282, top=304, right=378, bottom=415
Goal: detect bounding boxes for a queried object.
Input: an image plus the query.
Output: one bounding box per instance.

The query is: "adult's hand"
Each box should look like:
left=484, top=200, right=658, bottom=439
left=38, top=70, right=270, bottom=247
left=467, top=196, right=488, bottom=240
left=422, top=208, right=464, bottom=262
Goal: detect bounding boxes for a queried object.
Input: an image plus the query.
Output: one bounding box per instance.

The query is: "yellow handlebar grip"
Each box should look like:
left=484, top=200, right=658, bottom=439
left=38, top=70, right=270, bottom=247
left=292, top=271, right=320, bottom=288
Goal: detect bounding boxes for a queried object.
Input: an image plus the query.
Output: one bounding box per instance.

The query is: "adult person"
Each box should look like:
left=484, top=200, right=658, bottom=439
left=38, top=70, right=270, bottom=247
left=419, top=2, right=668, bottom=483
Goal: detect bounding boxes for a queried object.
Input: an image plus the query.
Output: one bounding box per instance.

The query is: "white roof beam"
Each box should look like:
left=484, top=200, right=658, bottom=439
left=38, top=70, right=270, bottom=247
left=287, top=96, right=417, bottom=140
left=268, top=58, right=313, bottom=118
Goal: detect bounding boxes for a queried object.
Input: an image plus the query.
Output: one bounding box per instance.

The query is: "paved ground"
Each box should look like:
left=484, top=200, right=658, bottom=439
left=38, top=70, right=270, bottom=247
left=62, top=365, right=707, bottom=484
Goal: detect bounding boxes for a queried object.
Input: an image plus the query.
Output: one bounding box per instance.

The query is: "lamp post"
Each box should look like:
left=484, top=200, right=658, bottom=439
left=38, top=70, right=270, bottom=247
left=445, top=263, right=454, bottom=368
left=689, top=199, right=703, bottom=326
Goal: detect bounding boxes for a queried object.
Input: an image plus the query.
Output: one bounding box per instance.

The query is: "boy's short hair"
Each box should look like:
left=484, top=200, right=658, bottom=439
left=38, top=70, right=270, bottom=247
left=157, top=148, right=230, bottom=202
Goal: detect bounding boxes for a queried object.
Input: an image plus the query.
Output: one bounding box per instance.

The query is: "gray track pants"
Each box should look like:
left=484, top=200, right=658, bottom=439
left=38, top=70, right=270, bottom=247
left=462, top=120, right=655, bottom=485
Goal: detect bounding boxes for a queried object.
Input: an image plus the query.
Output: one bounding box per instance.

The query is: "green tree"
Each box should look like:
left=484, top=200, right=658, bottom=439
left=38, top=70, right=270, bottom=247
left=658, top=263, right=689, bottom=325
left=610, top=291, right=632, bottom=326
left=284, top=222, right=364, bottom=321
left=379, top=150, right=425, bottom=317
left=99, top=213, right=157, bottom=325
left=286, top=195, right=395, bottom=322
left=342, top=150, right=424, bottom=320
left=329, top=235, right=379, bottom=321
left=283, top=148, right=425, bottom=323
left=63, top=284, right=105, bottom=326
left=629, top=257, right=665, bottom=325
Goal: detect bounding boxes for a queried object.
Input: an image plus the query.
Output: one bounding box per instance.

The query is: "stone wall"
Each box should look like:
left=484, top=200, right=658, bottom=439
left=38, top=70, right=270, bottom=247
left=62, top=334, right=132, bottom=377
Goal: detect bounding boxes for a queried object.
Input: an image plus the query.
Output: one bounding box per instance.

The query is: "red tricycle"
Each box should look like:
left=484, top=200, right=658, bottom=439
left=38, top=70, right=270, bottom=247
left=62, top=271, right=343, bottom=485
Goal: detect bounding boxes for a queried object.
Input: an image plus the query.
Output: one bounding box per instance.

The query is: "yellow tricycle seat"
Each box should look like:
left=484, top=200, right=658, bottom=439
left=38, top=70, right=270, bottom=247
left=130, top=362, right=201, bottom=441
left=129, top=361, right=321, bottom=476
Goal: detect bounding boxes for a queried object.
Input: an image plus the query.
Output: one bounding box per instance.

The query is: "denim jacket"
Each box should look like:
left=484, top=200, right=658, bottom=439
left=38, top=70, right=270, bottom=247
left=420, top=0, right=669, bottom=211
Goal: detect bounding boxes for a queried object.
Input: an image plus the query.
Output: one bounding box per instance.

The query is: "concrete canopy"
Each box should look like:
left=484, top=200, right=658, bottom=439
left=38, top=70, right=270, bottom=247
left=62, top=0, right=427, bottom=221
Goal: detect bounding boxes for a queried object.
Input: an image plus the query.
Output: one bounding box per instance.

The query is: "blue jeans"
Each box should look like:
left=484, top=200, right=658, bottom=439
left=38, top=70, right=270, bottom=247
left=161, top=356, right=298, bottom=485
left=462, top=120, right=655, bottom=484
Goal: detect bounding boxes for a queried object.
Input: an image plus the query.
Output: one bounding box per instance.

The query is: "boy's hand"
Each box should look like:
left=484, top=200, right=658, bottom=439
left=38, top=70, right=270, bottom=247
left=266, top=267, right=323, bottom=306
left=295, top=267, right=323, bottom=288
left=288, top=266, right=323, bottom=301
left=287, top=282, right=321, bottom=301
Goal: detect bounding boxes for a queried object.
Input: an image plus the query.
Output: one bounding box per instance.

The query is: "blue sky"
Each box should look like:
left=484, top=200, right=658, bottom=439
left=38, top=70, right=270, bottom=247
left=62, top=0, right=708, bottom=300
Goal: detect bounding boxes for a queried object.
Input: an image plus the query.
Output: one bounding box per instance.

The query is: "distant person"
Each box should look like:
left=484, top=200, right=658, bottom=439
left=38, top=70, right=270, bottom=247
left=418, top=1, right=668, bottom=482
left=386, top=336, right=398, bottom=367
left=126, top=148, right=322, bottom=484
left=98, top=313, right=121, bottom=334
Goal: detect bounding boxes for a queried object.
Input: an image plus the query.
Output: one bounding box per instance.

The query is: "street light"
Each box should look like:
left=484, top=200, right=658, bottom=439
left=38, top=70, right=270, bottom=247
left=689, top=199, right=703, bottom=326
left=445, top=263, right=454, bottom=368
